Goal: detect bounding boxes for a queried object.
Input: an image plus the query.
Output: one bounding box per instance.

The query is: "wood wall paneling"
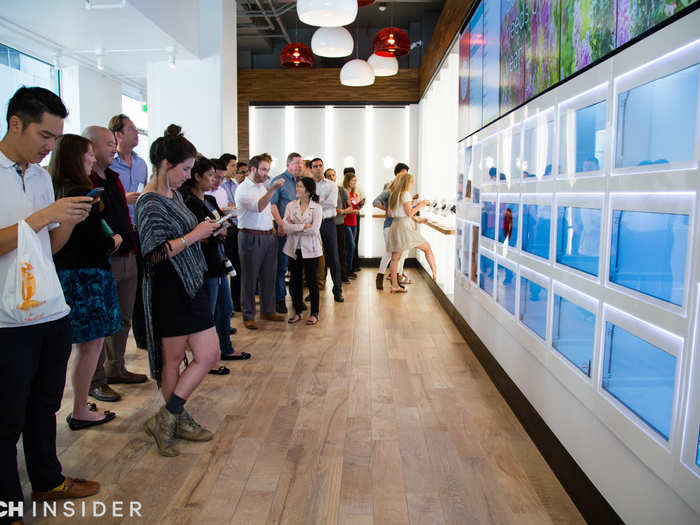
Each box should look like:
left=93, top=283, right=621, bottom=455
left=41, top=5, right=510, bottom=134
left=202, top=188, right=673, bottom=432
left=237, top=68, right=419, bottom=160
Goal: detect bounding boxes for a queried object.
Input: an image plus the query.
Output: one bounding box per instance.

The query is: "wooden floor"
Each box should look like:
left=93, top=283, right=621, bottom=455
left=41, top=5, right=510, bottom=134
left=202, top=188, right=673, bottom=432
left=22, top=269, right=584, bottom=525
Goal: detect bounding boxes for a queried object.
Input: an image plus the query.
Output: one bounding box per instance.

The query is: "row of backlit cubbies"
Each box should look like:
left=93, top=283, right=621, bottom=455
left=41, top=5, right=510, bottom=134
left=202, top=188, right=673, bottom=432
left=453, top=38, right=700, bottom=479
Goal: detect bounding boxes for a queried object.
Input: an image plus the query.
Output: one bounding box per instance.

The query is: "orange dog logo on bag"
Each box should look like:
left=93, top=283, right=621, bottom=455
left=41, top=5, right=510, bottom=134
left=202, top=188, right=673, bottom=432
left=18, top=262, right=45, bottom=311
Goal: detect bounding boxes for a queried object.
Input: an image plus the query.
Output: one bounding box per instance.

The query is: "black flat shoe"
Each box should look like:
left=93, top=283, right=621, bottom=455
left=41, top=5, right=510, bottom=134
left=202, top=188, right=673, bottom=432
left=66, top=411, right=116, bottom=431
left=221, top=352, right=251, bottom=361
left=209, top=366, right=230, bottom=375
left=230, top=326, right=237, bottom=335
left=334, top=295, right=344, bottom=303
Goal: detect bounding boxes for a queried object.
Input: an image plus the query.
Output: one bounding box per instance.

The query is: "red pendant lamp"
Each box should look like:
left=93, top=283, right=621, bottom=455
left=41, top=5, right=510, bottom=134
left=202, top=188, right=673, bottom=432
left=280, top=42, right=313, bottom=68
left=358, top=0, right=376, bottom=6
left=373, top=27, right=410, bottom=57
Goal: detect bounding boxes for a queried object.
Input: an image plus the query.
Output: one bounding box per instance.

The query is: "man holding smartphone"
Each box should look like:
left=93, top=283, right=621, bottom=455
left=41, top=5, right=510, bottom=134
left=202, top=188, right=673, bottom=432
left=83, top=126, right=146, bottom=403
left=0, top=87, right=100, bottom=520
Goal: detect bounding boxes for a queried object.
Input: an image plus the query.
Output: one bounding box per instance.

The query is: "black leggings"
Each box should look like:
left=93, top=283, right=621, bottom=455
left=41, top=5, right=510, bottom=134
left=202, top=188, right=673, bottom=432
left=289, top=250, right=320, bottom=316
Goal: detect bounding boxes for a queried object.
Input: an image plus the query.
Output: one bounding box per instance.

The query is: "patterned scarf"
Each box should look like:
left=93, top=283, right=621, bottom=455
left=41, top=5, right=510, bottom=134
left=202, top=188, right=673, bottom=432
left=135, top=191, right=207, bottom=381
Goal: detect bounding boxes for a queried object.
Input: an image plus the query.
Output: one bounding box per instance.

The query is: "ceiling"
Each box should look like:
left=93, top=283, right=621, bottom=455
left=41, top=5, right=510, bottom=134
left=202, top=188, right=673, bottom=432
left=237, top=0, right=445, bottom=69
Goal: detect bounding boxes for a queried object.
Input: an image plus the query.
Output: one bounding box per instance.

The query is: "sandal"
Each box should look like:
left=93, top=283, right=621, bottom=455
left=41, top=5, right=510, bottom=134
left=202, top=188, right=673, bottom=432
left=288, top=313, right=303, bottom=324
left=208, top=366, right=230, bottom=375
left=305, top=315, right=319, bottom=325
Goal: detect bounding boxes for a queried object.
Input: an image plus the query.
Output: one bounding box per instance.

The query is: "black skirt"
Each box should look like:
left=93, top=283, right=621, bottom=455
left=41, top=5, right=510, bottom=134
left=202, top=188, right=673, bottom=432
left=152, top=261, right=213, bottom=338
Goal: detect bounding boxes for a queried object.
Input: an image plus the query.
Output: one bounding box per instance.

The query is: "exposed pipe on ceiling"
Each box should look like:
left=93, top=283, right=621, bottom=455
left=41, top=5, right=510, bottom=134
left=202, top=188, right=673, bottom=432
left=242, top=3, right=295, bottom=18
left=267, top=0, right=291, bottom=44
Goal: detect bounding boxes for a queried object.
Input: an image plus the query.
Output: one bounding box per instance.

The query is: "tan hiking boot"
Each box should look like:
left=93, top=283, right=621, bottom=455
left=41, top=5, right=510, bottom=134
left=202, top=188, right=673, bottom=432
left=175, top=410, right=214, bottom=442
left=144, top=406, right=179, bottom=457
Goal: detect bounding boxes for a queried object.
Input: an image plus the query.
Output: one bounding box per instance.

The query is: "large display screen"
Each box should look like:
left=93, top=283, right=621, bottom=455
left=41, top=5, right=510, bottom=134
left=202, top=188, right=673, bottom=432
left=457, top=0, right=699, bottom=138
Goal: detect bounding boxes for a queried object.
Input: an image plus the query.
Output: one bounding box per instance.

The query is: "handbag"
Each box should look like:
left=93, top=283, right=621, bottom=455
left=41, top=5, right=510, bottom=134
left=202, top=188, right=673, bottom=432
left=0, top=220, right=70, bottom=324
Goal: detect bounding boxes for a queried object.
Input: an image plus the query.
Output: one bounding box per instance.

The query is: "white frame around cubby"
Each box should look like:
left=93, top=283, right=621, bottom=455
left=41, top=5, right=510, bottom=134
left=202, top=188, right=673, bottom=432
left=495, top=255, right=518, bottom=317
left=553, top=192, right=605, bottom=283
left=477, top=133, right=499, bottom=187
left=520, top=193, right=554, bottom=264
left=549, top=281, right=600, bottom=383
left=518, top=266, right=551, bottom=344
left=496, top=193, right=521, bottom=253
left=612, top=38, right=700, bottom=177
left=478, top=248, right=496, bottom=298
left=556, top=82, right=609, bottom=182
left=464, top=221, right=480, bottom=287
left=604, top=192, right=696, bottom=318
left=522, top=108, right=556, bottom=183
left=596, top=305, right=685, bottom=479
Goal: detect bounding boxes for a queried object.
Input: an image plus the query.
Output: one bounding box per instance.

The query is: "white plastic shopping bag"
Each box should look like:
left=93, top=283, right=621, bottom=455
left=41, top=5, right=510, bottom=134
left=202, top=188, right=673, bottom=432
left=0, top=220, right=69, bottom=324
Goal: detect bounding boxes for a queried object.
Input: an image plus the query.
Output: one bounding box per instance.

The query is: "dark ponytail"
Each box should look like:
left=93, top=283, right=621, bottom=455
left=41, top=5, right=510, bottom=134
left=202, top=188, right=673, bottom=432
left=149, top=124, right=197, bottom=170
left=299, top=177, right=319, bottom=202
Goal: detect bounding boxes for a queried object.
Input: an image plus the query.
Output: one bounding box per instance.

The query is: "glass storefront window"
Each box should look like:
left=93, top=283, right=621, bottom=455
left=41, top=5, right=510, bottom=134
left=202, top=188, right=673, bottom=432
left=497, top=264, right=516, bottom=314
left=0, top=44, right=60, bottom=138
left=480, top=254, right=495, bottom=295
left=498, top=202, right=519, bottom=247
left=602, top=322, right=676, bottom=440
left=522, top=204, right=551, bottom=259
left=609, top=210, right=688, bottom=306
left=519, top=276, right=548, bottom=339
left=556, top=206, right=601, bottom=276
left=616, top=64, right=699, bottom=169
left=481, top=200, right=496, bottom=239
left=552, top=295, right=595, bottom=376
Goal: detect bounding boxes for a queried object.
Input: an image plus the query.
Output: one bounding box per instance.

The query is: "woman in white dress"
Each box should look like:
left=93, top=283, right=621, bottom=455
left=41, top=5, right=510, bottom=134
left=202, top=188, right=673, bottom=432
left=386, top=172, right=437, bottom=292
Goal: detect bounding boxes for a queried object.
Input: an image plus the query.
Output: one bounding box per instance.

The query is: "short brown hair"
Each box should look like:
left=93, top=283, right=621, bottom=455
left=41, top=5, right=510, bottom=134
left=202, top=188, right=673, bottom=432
left=286, top=152, right=301, bottom=165
left=108, top=113, right=129, bottom=133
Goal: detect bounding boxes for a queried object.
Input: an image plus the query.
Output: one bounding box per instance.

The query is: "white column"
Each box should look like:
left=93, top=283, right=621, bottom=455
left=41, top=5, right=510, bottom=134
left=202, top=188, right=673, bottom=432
left=146, top=0, right=237, bottom=157
left=60, top=65, right=122, bottom=136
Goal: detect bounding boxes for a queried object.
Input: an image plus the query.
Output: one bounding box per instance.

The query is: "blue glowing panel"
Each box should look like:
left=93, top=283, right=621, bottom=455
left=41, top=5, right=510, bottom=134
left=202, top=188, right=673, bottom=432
left=616, top=64, right=699, bottom=169
left=556, top=206, right=601, bottom=276
left=522, top=204, right=551, bottom=259
left=480, top=254, right=495, bottom=295
left=696, top=428, right=700, bottom=468
left=519, top=276, right=547, bottom=339
left=497, top=264, right=516, bottom=314
left=603, top=322, right=676, bottom=440
left=560, top=101, right=607, bottom=174
left=481, top=201, right=497, bottom=239
left=552, top=295, right=595, bottom=376
left=498, top=202, right=519, bottom=246
left=610, top=210, right=688, bottom=306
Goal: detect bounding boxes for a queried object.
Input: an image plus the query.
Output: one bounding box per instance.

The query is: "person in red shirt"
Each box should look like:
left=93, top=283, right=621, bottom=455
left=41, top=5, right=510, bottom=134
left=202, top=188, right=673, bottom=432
left=342, top=171, right=363, bottom=277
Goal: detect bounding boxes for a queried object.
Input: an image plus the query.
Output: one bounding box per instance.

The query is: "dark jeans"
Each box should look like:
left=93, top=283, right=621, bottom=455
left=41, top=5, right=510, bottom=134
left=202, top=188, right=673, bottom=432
left=0, top=317, right=72, bottom=522
left=345, top=225, right=357, bottom=272
left=206, top=276, right=234, bottom=355
left=320, top=218, right=342, bottom=297
left=275, top=234, right=289, bottom=302
left=289, top=250, right=320, bottom=316
left=225, top=225, right=241, bottom=309
left=132, top=253, right=147, bottom=349
left=336, top=223, right=347, bottom=279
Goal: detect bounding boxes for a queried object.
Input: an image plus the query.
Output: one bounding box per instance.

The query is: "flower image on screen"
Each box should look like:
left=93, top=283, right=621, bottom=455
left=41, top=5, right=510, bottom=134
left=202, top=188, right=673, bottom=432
left=500, top=0, right=528, bottom=112
left=523, top=0, right=560, bottom=99
left=560, top=0, right=615, bottom=79
left=616, top=0, right=699, bottom=47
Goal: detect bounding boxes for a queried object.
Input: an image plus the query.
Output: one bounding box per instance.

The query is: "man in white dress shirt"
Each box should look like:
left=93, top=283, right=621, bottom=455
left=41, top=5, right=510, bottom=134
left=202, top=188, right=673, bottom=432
left=311, top=157, right=344, bottom=302
left=235, top=155, right=285, bottom=329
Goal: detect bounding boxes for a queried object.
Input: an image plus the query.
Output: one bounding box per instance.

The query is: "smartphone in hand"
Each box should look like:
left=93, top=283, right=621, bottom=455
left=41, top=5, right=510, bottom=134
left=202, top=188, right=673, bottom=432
left=86, top=187, right=105, bottom=200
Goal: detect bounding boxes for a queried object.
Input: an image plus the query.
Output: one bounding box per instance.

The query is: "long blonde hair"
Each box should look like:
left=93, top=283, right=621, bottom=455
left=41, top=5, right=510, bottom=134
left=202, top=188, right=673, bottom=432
left=388, top=172, right=414, bottom=211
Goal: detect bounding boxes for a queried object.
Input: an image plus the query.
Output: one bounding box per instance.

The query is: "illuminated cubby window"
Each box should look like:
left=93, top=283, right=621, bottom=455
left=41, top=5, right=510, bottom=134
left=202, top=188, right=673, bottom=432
left=556, top=206, right=601, bottom=276
left=552, top=295, right=595, bottom=377
left=519, top=275, right=548, bottom=339
left=522, top=204, right=551, bottom=259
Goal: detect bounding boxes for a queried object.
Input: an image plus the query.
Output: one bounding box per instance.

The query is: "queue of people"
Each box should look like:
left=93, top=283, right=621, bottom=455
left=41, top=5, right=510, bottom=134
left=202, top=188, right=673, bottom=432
left=0, top=86, right=436, bottom=525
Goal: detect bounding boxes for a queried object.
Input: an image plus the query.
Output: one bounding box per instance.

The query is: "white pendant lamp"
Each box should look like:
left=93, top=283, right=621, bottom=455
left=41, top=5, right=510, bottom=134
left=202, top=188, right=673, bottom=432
left=367, top=53, right=398, bottom=76
left=311, top=27, right=354, bottom=57
left=340, top=58, right=375, bottom=86
left=297, top=0, right=357, bottom=27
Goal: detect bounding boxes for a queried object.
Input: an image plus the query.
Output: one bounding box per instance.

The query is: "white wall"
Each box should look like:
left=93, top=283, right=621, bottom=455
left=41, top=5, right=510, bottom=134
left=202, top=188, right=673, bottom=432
left=60, top=65, right=122, bottom=135
left=146, top=0, right=237, bottom=157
